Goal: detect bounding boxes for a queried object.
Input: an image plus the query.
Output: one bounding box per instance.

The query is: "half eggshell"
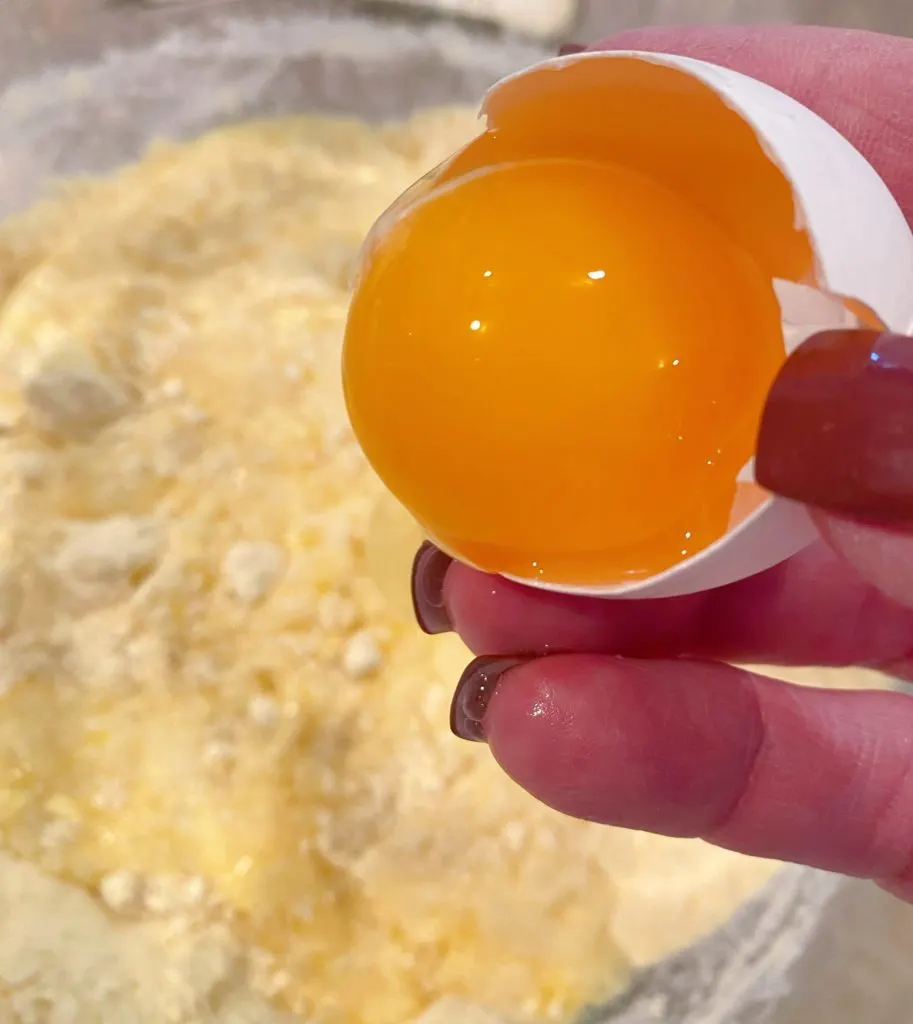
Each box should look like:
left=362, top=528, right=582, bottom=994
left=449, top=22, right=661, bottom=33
left=466, top=51, right=913, bottom=598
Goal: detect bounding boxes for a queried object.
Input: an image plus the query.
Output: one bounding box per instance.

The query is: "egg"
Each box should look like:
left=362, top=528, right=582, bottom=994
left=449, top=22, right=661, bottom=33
left=343, top=50, right=913, bottom=599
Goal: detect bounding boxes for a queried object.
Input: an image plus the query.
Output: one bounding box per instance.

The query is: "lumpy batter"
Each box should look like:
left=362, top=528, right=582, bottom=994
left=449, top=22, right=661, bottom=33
left=0, top=110, right=880, bottom=1023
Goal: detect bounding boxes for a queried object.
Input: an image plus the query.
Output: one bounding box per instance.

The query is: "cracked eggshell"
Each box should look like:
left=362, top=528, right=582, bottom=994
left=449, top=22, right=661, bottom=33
left=478, top=51, right=913, bottom=599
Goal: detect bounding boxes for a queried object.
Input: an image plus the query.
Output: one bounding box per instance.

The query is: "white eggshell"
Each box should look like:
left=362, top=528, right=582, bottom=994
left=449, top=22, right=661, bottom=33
left=481, top=51, right=913, bottom=599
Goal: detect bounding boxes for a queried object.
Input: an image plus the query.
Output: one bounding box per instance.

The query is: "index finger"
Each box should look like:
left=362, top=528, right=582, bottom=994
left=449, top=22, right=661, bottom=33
left=593, top=24, right=913, bottom=225
left=440, top=544, right=913, bottom=674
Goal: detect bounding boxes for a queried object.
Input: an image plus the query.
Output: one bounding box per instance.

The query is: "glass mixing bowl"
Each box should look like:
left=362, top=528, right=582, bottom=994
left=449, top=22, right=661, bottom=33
left=0, top=3, right=911, bottom=1023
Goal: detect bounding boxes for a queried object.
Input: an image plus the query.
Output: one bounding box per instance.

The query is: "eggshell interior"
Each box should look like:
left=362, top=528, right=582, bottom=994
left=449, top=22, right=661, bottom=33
left=470, top=51, right=913, bottom=599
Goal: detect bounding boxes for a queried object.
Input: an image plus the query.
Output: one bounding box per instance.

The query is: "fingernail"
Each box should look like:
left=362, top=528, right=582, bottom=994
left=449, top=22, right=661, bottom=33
left=558, top=43, right=587, bottom=56
left=411, top=541, right=454, bottom=634
left=756, top=329, right=913, bottom=520
left=451, top=656, right=528, bottom=742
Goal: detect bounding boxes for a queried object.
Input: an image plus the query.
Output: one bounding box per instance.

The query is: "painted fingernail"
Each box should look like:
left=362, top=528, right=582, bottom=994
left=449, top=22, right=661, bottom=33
left=558, top=43, right=587, bottom=56
left=756, top=329, right=913, bottom=520
left=450, top=656, right=528, bottom=742
left=411, top=541, right=454, bottom=634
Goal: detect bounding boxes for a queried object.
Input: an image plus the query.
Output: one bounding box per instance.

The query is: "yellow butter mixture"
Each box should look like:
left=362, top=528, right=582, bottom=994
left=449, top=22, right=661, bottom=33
left=0, top=109, right=881, bottom=1023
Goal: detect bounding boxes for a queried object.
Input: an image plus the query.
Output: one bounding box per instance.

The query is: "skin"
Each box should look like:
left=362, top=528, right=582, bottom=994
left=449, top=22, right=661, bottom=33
left=440, top=25, right=913, bottom=900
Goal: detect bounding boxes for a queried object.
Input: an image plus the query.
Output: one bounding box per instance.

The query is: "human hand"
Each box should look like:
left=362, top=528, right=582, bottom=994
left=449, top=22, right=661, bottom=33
left=411, top=23, right=913, bottom=900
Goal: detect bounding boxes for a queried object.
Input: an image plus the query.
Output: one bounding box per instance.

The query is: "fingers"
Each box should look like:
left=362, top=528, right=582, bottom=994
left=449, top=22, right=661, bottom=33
left=458, top=652, right=913, bottom=893
left=756, top=327, right=913, bottom=618
left=588, top=24, right=913, bottom=225
left=415, top=543, right=913, bottom=671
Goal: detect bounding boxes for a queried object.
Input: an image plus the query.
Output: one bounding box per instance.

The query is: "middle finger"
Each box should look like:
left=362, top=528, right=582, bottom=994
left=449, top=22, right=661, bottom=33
left=417, top=541, right=913, bottom=669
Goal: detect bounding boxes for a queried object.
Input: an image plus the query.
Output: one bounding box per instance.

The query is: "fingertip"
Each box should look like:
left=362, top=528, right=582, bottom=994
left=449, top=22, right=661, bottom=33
left=450, top=654, right=530, bottom=742
left=440, top=559, right=497, bottom=649
left=442, top=561, right=622, bottom=657
left=441, top=560, right=544, bottom=654
left=483, top=655, right=607, bottom=816
left=482, top=654, right=764, bottom=836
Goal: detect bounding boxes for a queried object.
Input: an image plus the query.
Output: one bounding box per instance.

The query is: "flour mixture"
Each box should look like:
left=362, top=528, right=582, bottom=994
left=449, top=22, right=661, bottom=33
left=0, top=108, right=878, bottom=1024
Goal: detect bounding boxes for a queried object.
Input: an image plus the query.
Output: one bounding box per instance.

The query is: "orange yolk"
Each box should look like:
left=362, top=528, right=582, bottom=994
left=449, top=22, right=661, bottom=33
left=343, top=157, right=785, bottom=586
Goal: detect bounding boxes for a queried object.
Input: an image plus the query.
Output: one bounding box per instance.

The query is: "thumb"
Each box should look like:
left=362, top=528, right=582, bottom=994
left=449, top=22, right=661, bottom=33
left=756, top=328, right=913, bottom=608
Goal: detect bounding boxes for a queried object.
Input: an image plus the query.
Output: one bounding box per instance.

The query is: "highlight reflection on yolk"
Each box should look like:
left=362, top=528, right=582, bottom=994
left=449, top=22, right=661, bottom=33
left=344, top=157, right=785, bottom=586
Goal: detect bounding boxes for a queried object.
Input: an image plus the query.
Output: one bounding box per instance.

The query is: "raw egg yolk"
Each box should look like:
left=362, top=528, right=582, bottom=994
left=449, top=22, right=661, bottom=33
left=343, top=157, right=785, bottom=586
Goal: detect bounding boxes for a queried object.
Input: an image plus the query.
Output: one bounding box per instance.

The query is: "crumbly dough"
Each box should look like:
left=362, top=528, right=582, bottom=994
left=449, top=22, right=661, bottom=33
left=0, top=108, right=892, bottom=1024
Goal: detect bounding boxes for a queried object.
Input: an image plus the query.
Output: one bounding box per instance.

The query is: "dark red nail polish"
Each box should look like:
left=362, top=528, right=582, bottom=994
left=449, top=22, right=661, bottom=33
left=558, top=43, right=587, bottom=56
left=450, top=656, right=527, bottom=742
left=756, top=329, right=913, bottom=521
left=411, top=541, right=454, bottom=634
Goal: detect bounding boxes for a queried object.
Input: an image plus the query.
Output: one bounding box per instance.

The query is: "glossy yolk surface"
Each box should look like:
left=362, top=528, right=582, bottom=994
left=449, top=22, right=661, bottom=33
left=344, top=157, right=785, bottom=586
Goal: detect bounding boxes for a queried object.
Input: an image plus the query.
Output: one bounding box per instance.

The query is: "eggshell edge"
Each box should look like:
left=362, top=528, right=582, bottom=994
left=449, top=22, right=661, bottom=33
left=504, top=502, right=818, bottom=600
